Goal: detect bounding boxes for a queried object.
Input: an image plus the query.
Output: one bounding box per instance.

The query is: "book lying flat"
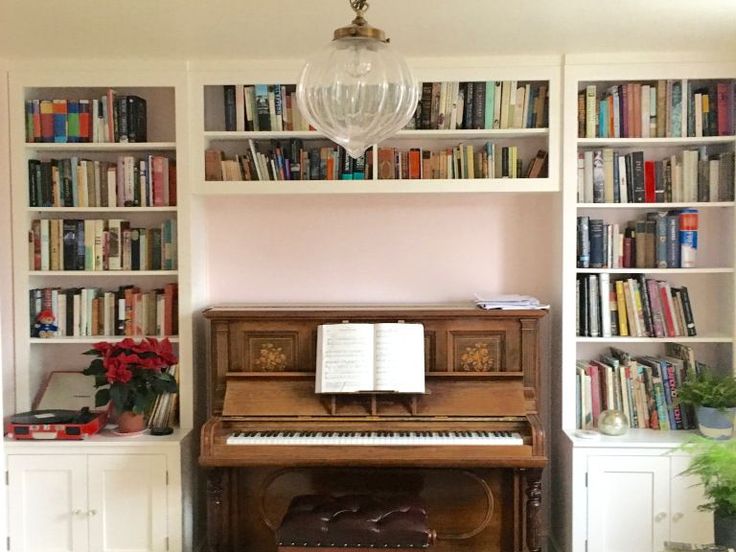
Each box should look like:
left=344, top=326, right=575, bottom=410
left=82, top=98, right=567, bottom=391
left=315, top=323, right=425, bottom=394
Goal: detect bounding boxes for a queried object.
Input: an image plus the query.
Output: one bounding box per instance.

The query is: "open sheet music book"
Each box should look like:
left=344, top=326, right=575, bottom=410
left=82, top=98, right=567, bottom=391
left=315, top=323, right=425, bottom=393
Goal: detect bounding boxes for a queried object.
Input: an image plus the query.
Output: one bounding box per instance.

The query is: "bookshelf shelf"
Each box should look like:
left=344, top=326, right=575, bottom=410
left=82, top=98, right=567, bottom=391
left=27, top=270, right=178, bottom=277
left=24, top=142, right=177, bottom=152
left=577, top=202, right=735, bottom=209
left=575, top=336, right=733, bottom=343
left=575, top=267, right=733, bottom=274
left=577, top=136, right=736, bottom=147
left=195, top=178, right=556, bottom=195
left=204, top=128, right=549, bottom=142
left=30, top=336, right=180, bottom=344
left=28, top=207, right=178, bottom=213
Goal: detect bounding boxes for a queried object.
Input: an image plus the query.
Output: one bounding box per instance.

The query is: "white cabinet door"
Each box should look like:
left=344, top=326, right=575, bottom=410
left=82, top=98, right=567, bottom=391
left=670, top=455, right=714, bottom=544
left=87, top=455, right=168, bottom=552
left=587, top=455, right=670, bottom=552
left=7, top=455, right=88, bottom=552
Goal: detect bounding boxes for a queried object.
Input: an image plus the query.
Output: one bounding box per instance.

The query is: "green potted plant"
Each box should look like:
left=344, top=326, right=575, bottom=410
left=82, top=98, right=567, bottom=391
left=83, top=337, right=178, bottom=433
left=680, top=437, right=736, bottom=548
left=678, top=370, right=736, bottom=440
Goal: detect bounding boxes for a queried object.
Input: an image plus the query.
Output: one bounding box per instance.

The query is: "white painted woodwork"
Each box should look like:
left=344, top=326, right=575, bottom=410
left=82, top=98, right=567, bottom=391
left=587, top=455, right=670, bottom=552
left=7, top=455, right=88, bottom=552
left=670, top=454, right=715, bottom=544
left=87, top=455, right=168, bottom=552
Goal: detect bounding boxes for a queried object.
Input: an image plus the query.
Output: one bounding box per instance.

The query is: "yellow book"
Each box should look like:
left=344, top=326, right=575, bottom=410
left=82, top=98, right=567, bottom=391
left=615, top=280, right=629, bottom=336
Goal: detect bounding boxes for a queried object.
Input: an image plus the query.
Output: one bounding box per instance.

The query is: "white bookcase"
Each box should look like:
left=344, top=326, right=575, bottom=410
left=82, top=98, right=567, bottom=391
left=189, top=58, right=561, bottom=196
left=556, top=57, right=736, bottom=552
left=5, top=65, right=196, bottom=551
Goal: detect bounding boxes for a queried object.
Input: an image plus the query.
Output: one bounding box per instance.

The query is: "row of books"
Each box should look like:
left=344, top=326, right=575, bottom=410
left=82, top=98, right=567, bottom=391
left=576, top=149, right=735, bottom=204
left=205, top=142, right=371, bottom=181
left=223, top=84, right=310, bottom=132
left=25, top=91, right=148, bottom=143
left=28, top=156, right=177, bottom=208
left=376, top=146, right=548, bottom=180
left=577, top=211, right=698, bottom=269
left=147, top=364, right=179, bottom=429
left=577, top=274, right=696, bottom=338
left=578, top=80, right=735, bottom=138
left=576, top=344, right=702, bottom=430
left=29, top=219, right=177, bottom=272
left=409, top=81, right=548, bottom=130
left=30, top=284, right=178, bottom=338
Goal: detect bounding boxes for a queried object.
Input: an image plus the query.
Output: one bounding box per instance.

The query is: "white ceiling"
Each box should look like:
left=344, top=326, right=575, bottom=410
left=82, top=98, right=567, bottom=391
left=0, top=0, right=735, bottom=60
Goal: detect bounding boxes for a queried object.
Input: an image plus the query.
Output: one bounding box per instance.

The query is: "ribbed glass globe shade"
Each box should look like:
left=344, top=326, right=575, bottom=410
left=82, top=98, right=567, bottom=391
left=297, top=37, right=419, bottom=159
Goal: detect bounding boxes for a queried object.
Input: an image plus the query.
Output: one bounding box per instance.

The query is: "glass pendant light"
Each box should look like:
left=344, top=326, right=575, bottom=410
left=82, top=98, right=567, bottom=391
left=297, top=0, right=419, bottom=159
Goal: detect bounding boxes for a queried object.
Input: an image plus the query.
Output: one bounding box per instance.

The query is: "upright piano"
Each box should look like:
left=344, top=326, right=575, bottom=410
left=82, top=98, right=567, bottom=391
left=200, top=306, right=547, bottom=552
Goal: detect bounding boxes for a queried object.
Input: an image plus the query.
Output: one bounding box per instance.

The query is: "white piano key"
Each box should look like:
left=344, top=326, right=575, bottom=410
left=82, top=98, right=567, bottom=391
left=225, top=430, right=524, bottom=446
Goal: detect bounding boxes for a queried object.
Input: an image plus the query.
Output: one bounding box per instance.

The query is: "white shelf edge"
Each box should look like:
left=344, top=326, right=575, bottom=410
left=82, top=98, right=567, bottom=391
left=24, top=142, right=177, bottom=151
left=30, top=336, right=180, bottom=344
left=28, top=270, right=178, bottom=277
left=195, top=178, right=557, bottom=195
left=564, top=428, right=703, bottom=448
left=576, top=336, right=733, bottom=343
left=577, top=136, right=736, bottom=146
left=575, top=268, right=734, bottom=274
left=203, top=128, right=550, bottom=141
left=577, top=202, right=735, bottom=209
left=28, top=207, right=178, bottom=213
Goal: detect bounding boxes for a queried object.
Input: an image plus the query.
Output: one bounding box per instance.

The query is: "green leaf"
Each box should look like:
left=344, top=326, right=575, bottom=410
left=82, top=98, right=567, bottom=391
left=95, top=388, right=110, bottom=408
left=110, top=384, right=130, bottom=412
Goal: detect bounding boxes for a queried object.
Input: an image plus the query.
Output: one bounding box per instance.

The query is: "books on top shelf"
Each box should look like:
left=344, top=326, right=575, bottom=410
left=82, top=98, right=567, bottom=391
left=578, top=80, right=736, bottom=139
left=205, top=140, right=371, bottom=181
left=577, top=273, right=696, bottom=338
left=377, top=145, right=548, bottom=180
left=223, top=84, right=311, bottom=132
left=577, top=210, right=698, bottom=269
left=576, top=344, right=703, bottom=431
left=315, top=323, right=425, bottom=394
left=28, top=155, right=176, bottom=208
left=407, top=81, right=548, bottom=130
left=30, top=283, right=178, bottom=338
left=25, top=90, right=148, bottom=143
left=29, top=218, right=177, bottom=272
left=577, top=148, right=734, bottom=204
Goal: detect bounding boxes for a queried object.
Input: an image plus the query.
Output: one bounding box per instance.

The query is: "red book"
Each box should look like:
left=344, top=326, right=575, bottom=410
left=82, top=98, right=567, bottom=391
left=644, top=160, right=656, bottom=202
left=32, top=100, right=42, bottom=142
left=623, top=236, right=632, bottom=268
left=658, top=282, right=677, bottom=336
left=78, top=100, right=90, bottom=143
left=40, top=100, right=54, bottom=143
left=152, top=156, right=165, bottom=206
left=163, top=283, right=178, bottom=336
left=408, top=149, right=421, bottom=179
left=106, top=88, right=116, bottom=143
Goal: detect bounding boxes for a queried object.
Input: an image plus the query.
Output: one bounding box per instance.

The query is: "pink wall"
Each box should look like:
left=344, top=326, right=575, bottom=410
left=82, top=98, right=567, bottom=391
left=202, top=194, right=559, bottom=306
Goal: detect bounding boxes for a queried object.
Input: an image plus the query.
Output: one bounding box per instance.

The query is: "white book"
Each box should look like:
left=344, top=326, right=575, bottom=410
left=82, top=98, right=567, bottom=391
left=618, top=155, right=628, bottom=203
left=57, top=293, right=66, bottom=336
left=583, top=150, right=594, bottom=203
left=577, top=152, right=585, bottom=202
left=80, top=288, right=88, bottom=336
left=235, top=85, right=245, bottom=132
left=709, top=159, right=720, bottom=201
left=315, top=323, right=425, bottom=394
left=641, top=85, right=650, bottom=138
left=94, top=219, right=105, bottom=271
left=72, top=293, right=81, bottom=336
left=585, top=85, right=597, bottom=138
left=588, top=275, right=600, bottom=338
left=695, top=93, right=703, bottom=137
left=40, top=219, right=50, bottom=271
left=600, top=272, right=611, bottom=338
left=493, top=81, right=502, bottom=129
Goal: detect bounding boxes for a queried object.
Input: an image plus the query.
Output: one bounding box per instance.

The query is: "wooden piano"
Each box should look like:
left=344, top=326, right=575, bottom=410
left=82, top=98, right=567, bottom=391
left=200, top=306, right=547, bottom=552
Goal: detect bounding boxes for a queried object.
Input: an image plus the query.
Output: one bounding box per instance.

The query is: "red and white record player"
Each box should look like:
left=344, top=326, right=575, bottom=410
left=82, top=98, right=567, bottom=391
left=5, top=371, right=108, bottom=440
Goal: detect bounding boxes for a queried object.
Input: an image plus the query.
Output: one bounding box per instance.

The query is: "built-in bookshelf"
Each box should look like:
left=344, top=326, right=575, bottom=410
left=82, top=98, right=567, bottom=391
left=559, top=57, right=736, bottom=552
left=190, top=64, right=560, bottom=195
left=8, top=72, right=193, bottom=434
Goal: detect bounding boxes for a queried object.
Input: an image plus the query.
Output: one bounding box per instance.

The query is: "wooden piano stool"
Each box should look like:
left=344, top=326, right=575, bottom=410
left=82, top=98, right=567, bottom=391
left=276, top=494, right=436, bottom=551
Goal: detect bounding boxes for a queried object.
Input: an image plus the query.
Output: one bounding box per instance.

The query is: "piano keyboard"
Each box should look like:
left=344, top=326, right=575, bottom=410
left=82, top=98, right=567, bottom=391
left=226, top=430, right=523, bottom=446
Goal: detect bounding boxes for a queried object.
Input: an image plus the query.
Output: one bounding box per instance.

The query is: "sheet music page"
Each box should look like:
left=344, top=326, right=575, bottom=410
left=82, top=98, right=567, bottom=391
left=373, top=323, right=425, bottom=393
left=315, top=324, right=374, bottom=393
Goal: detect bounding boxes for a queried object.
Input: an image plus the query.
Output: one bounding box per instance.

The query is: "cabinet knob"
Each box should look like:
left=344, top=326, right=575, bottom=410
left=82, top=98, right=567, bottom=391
left=655, top=512, right=667, bottom=522
left=88, top=509, right=97, bottom=517
left=672, top=512, right=684, bottom=521
left=72, top=509, right=84, bottom=516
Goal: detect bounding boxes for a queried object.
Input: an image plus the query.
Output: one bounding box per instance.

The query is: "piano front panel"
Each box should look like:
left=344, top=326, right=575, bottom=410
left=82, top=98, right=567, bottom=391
left=210, top=466, right=520, bottom=552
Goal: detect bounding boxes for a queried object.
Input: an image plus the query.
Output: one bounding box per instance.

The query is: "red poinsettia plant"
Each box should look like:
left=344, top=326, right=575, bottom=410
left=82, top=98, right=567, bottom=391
left=82, top=337, right=178, bottom=415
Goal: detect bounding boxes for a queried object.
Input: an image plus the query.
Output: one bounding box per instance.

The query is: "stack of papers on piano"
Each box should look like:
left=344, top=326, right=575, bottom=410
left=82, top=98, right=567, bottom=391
left=474, top=294, right=550, bottom=310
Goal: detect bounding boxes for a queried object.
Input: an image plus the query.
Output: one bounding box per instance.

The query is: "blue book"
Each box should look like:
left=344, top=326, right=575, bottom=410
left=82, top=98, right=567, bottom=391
left=484, top=81, right=494, bottom=129
left=589, top=219, right=604, bottom=268
left=53, top=99, right=67, bottom=143
left=654, top=211, right=668, bottom=268
left=666, top=212, right=681, bottom=267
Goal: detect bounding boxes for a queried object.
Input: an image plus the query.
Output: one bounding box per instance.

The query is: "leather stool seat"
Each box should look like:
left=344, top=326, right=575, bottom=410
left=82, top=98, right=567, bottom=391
left=276, top=494, right=435, bottom=550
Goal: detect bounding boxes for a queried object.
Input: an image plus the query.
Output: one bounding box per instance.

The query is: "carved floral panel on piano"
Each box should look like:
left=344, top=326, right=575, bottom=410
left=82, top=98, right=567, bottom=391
left=200, top=307, right=547, bottom=552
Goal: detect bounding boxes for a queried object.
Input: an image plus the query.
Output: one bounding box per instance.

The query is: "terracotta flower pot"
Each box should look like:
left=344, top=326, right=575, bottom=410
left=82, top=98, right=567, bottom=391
left=116, top=411, right=146, bottom=433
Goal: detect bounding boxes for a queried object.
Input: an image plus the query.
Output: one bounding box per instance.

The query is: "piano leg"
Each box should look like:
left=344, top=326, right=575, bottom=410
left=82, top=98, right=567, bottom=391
left=524, top=469, right=543, bottom=552
left=206, top=468, right=231, bottom=552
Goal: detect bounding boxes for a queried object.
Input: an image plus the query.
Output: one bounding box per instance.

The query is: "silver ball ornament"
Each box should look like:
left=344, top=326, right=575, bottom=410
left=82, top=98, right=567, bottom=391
left=598, top=409, right=629, bottom=436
